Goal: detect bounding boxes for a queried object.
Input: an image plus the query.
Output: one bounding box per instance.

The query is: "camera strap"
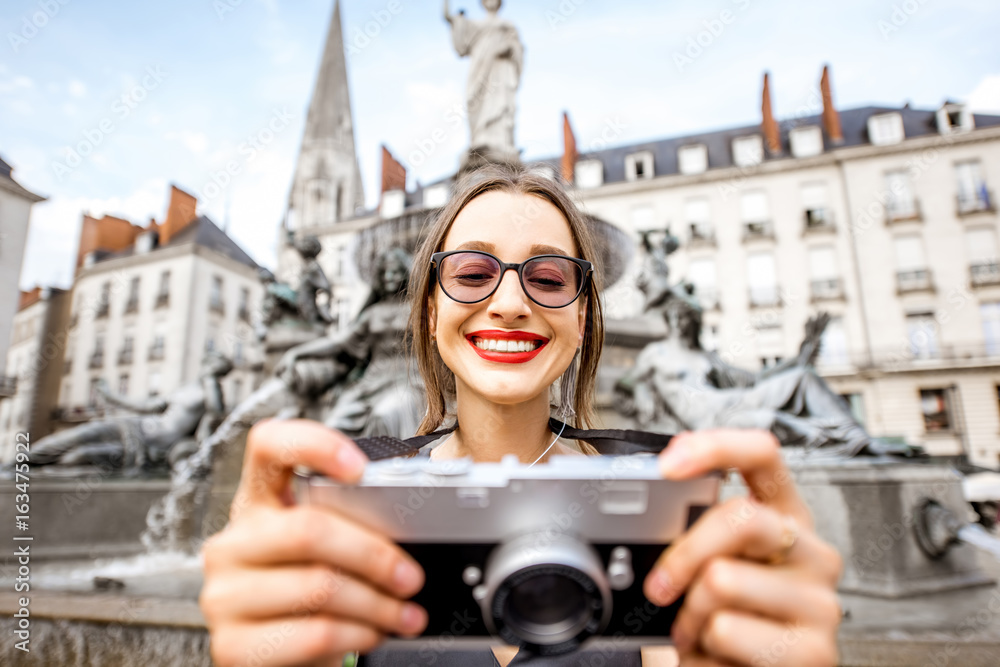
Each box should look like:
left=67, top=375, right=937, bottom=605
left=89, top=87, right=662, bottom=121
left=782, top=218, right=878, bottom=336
left=353, top=418, right=674, bottom=461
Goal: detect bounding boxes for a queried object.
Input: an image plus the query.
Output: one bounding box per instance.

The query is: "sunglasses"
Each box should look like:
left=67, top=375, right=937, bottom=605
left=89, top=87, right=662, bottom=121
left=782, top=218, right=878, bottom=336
left=430, top=250, right=592, bottom=309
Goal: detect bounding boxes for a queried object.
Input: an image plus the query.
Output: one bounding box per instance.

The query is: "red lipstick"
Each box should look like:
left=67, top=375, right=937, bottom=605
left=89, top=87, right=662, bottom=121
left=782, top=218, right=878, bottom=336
left=466, top=330, right=548, bottom=364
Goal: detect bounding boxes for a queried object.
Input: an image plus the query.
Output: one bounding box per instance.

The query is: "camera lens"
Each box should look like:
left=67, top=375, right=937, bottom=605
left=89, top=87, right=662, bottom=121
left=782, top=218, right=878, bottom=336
left=505, top=571, right=590, bottom=633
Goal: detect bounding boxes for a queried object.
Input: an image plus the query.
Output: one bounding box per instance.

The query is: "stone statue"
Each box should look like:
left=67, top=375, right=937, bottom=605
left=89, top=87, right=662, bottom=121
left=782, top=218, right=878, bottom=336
left=614, top=289, right=895, bottom=457
left=444, top=0, right=524, bottom=166
left=26, top=353, right=233, bottom=474
left=257, top=235, right=333, bottom=339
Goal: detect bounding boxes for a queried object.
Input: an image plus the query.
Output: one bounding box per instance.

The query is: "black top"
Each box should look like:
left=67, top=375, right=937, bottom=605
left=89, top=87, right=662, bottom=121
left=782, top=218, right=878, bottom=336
left=359, top=647, right=642, bottom=666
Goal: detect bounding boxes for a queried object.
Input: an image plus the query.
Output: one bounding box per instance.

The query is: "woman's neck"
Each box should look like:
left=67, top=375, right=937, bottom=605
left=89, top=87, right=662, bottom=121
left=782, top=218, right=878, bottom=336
left=438, top=384, right=555, bottom=463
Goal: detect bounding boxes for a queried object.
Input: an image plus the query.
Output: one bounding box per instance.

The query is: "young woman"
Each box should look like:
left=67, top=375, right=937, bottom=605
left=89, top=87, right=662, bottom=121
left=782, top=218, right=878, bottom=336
left=200, top=166, right=843, bottom=666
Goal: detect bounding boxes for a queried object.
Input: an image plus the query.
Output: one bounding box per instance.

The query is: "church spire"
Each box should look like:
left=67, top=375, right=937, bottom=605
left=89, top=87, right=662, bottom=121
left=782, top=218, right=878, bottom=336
left=285, top=0, right=365, bottom=230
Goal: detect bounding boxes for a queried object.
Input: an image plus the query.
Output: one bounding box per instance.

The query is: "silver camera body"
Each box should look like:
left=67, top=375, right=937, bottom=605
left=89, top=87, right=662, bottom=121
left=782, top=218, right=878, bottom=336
left=296, top=453, right=720, bottom=655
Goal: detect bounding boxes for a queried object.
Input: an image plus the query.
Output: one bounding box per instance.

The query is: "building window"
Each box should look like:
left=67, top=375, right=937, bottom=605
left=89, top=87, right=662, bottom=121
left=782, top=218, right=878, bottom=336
left=920, top=388, right=951, bottom=432
left=678, top=144, right=708, bottom=175
left=955, top=160, right=992, bottom=214
left=381, top=189, right=405, bottom=218
left=808, top=245, right=842, bottom=301
left=907, top=313, right=939, bottom=360
left=210, top=276, right=225, bottom=314
left=688, top=258, right=719, bottom=310
left=981, top=303, right=1000, bottom=356
left=625, top=151, right=654, bottom=181
left=757, top=326, right=785, bottom=369
left=149, top=332, right=166, bottom=361
left=732, top=135, right=763, bottom=168
left=885, top=170, right=920, bottom=221
left=801, top=182, right=833, bottom=229
left=307, top=179, right=334, bottom=223
left=119, top=334, right=134, bottom=365
left=156, top=270, right=171, bottom=308
left=741, top=191, right=773, bottom=239
left=238, top=287, right=251, bottom=322
left=894, top=235, right=932, bottom=293
left=205, top=332, right=216, bottom=353
left=118, top=374, right=130, bottom=396
left=937, top=103, right=973, bottom=135
left=967, top=228, right=1000, bottom=287
left=423, top=183, right=450, bottom=209
left=868, top=112, right=905, bottom=146
left=575, top=160, right=603, bottom=189
left=90, top=334, right=105, bottom=369
left=747, top=253, right=779, bottom=307
left=334, top=245, right=350, bottom=279
left=96, top=282, right=111, bottom=319
left=684, top=198, right=713, bottom=242
left=148, top=371, right=162, bottom=397
left=88, top=377, right=101, bottom=407
left=818, top=317, right=849, bottom=366
left=789, top=126, right=823, bottom=158
left=125, top=276, right=140, bottom=314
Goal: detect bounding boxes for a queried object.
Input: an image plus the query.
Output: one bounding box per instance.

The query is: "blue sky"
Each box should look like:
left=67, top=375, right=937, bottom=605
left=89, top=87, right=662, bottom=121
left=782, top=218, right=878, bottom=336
left=2, top=0, right=999, bottom=289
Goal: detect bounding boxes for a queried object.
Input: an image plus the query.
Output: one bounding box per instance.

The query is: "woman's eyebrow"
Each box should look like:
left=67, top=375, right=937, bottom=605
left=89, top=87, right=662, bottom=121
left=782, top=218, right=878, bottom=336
left=454, top=241, right=496, bottom=252
left=529, top=244, right=570, bottom=256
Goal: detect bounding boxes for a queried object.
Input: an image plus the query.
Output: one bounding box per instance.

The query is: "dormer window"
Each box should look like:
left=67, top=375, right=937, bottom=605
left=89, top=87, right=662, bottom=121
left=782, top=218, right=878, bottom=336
left=678, top=144, right=708, bottom=175
left=135, top=231, right=157, bottom=254
left=423, top=184, right=450, bottom=209
left=789, top=126, right=823, bottom=158
left=937, top=102, right=974, bottom=135
left=575, top=159, right=604, bottom=189
left=380, top=190, right=405, bottom=218
left=868, top=113, right=905, bottom=146
left=732, top=135, right=763, bottom=168
left=625, top=151, right=654, bottom=181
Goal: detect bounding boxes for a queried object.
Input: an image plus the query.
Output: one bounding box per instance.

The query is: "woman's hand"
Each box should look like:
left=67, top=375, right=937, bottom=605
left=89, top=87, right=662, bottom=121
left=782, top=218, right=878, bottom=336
left=644, top=429, right=843, bottom=666
left=200, top=419, right=428, bottom=666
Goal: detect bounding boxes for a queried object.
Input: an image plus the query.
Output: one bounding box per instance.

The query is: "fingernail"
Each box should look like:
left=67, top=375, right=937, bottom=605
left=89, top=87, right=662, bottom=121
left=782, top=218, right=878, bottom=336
left=648, top=570, right=678, bottom=605
left=400, top=603, right=427, bottom=634
left=337, top=446, right=367, bottom=475
left=394, top=560, right=423, bottom=594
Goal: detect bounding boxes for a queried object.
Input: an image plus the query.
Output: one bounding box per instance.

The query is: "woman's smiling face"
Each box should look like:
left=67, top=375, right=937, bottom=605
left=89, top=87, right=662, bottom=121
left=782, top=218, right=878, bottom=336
left=429, top=190, right=587, bottom=408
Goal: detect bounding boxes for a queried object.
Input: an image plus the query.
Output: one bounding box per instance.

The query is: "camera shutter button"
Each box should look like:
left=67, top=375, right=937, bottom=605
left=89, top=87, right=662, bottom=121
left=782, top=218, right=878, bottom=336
left=607, top=547, right=634, bottom=590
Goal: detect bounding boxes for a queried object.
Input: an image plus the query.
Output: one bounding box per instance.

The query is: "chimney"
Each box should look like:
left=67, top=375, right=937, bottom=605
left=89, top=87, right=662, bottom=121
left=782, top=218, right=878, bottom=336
left=761, top=72, right=781, bottom=155
left=75, top=213, right=143, bottom=271
left=159, top=185, right=198, bottom=245
left=562, top=112, right=578, bottom=184
left=380, top=145, right=407, bottom=197
left=820, top=65, right=844, bottom=144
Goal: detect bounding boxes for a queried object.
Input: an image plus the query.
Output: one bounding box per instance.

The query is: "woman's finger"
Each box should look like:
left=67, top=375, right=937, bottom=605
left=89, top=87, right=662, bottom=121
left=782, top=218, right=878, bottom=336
left=670, top=557, right=842, bottom=655
left=658, top=429, right=810, bottom=528
left=210, top=616, right=383, bottom=667
left=203, top=506, right=425, bottom=599
left=644, top=498, right=839, bottom=606
left=697, top=609, right=839, bottom=667
left=231, top=419, right=368, bottom=516
left=200, top=565, right=428, bottom=637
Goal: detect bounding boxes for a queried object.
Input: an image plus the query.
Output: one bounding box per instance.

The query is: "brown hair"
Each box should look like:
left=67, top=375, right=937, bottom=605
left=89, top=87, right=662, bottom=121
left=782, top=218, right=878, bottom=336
left=408, top=164, right=605, bottom=435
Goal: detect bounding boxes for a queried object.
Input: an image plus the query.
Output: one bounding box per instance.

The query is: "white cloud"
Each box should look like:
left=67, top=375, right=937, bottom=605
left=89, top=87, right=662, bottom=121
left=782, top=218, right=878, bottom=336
left=968, top=74, right=1000, bottom=113
left=165, top=130, right=209, bottom=155
left=0, top=75, right=34, bottom=94
left=68, top=80, right=87, bottom=98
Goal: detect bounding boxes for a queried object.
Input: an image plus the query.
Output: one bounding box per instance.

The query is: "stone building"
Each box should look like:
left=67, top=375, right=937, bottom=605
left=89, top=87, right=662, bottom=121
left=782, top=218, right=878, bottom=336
left=0, top=155, right=45, bottom=402
left=0, top=287, right=70, bottom=463
left=58, top=185, right=264, bottom=427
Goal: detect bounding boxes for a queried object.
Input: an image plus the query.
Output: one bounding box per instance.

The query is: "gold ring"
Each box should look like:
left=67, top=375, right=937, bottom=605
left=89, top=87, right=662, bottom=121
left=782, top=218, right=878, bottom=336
left=767, top=515, right=800, bottom=565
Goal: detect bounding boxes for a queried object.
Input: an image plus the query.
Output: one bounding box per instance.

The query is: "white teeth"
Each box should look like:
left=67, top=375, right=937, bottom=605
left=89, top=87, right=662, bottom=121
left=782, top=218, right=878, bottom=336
left=473, top=338, right=541, bottom=352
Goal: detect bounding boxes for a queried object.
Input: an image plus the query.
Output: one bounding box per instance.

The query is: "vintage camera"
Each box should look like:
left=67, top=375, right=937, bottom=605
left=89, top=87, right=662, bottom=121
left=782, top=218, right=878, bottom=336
left=296, top=453, right=720, bottom=655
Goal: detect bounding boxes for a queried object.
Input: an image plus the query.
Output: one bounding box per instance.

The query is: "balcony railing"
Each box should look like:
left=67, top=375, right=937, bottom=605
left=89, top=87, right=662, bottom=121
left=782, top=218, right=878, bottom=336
left=804, top=208, right=835, bottom=232
left=742, top=220, right=775, bottom=241
left=148, top=345, right=165, bottom=361
left=897, top=268, right=934, bottom=294
left=209, top=298, right=225, bottom=316
left=885, top=199, right=922, bottom=224
left=118, top=349, right=134, bottom=366
left=957, top=189, right=995, bottom=216
left=124, top=297, right=139, bottom=314
left=89, top=352, right=105, bottom=369
left=688, top=224, right=716, bottom=247
left=0, top=376, right=17, bottom=398
left=971, top=262, right=1000, bottom=287
left=155, top=292, right=170, bottom=308
left=810, top=278, right=844, bottom=301
left=749, top=286, right=782, bottom=308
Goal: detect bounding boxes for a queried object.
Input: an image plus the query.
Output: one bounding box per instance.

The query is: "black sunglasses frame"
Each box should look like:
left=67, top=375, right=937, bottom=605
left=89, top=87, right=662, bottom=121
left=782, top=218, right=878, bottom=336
left=430, top=249, right=593, bottom=309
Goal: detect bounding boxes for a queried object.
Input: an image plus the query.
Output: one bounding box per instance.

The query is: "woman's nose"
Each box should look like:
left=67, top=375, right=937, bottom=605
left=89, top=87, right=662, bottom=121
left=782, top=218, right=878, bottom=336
left=487, top=269, right=531, bottom=320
